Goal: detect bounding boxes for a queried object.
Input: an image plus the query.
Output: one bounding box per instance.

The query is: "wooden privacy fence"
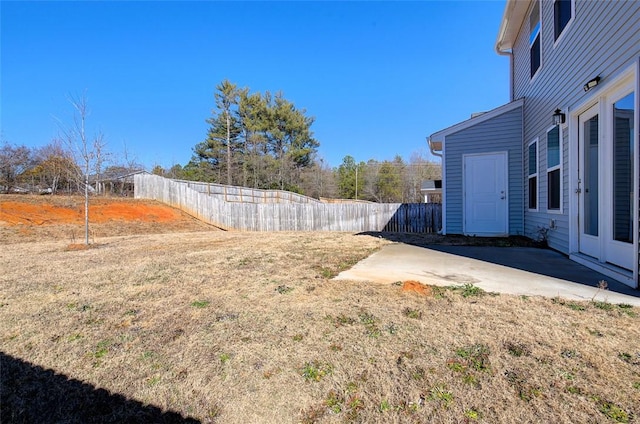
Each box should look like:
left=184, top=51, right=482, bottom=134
left=135, top=174, right=442, bottom=233
left=176, top=179, right=320, bottom=204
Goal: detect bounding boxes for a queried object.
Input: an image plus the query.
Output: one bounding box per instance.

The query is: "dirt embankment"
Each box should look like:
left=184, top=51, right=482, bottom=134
left=0, top=195, right=218, bottom=244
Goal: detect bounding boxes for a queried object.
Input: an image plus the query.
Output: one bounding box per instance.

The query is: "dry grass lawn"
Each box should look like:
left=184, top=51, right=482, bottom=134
left=1, top=195, right=640, bottom=423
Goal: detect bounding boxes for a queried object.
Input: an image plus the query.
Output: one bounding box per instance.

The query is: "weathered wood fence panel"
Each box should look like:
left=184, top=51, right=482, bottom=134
left=135, top=174, right=441, bottom=233
left=176, top=180, right=320, bottom=204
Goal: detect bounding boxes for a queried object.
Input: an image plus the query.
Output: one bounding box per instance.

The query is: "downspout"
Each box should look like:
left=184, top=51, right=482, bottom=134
left=495, top=0, right=516, bottom=102
left=427, top=136, right=444, bottom=234
left=496, top=47, right=514, bottom=102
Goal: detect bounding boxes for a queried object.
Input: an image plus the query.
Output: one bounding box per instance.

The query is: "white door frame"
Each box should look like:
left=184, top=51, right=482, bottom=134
left=462, top=151, right=509, bottom=236
left=577, top=103, right=600, bottom=259
left=568, top=63, right=638, bottom=288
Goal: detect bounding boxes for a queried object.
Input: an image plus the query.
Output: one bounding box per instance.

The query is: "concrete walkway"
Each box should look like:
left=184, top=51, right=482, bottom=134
left=335, top=243, right=640, bottom=306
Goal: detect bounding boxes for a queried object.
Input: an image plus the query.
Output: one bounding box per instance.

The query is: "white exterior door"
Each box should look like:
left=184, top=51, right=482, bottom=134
left=578, top=104, right=601, bottom=259
left=463, top=152, right=508, bottom=236
left=578, top=83, right=636, bottom=271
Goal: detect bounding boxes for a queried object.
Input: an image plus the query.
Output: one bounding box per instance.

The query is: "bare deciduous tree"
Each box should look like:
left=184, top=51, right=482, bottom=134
left=57, top=93, right=106, bottom=245
left=0, top=141, right=32, bottom=193
left=34, top=140, right=78, bottom=193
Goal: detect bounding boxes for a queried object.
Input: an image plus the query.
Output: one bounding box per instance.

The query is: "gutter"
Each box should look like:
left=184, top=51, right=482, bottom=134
left=495, top=0, right=530, bottom=102
left=426, top=136, right=442, bottom=158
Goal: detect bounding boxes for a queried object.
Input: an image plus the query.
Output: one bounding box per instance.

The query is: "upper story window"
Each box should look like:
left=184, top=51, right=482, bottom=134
left=529, top=1, right=541, bottom=78
left=554, top=0, right=573, bottom=41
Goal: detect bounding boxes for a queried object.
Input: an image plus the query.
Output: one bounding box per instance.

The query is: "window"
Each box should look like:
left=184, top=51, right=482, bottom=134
left=554, top=0, right=573, bottom=41
left=612, top=91, right=635, bottom=243
left=528, top=139, right=538, bottom=210
left=547, top=126, right=561, bottom=211
left=530, top=1, right=541, bottom=78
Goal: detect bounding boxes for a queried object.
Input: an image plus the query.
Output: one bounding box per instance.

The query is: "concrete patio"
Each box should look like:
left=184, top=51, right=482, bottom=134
left=335, top=243, right=640, bottom=306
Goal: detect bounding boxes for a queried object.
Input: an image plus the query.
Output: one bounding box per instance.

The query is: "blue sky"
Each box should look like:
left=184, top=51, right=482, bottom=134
left=1, top=1, right=509, bottom=169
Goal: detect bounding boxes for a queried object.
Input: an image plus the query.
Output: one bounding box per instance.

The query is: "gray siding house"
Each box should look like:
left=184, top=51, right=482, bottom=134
left=429, top=0, right=640, bottom=289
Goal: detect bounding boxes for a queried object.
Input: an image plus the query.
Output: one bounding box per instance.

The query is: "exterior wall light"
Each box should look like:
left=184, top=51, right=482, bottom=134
left=583, top=76, right=601, bottom=92
left=552, top=108, right=566, bottom=125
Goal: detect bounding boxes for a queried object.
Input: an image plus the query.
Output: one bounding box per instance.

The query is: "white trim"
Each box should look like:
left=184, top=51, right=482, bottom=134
left=527, top=138, right=539, bottom=212
left=635, top=57, right=639, bottom=288
left=552, top=0, right=575, bottom=48
left=429, top=99, right=524, bottom=144
left=529, top=0, right=543, bottom=82
left=546, top=124, right=563, bottom=214
left=496, top=0, right=533, bottom=52
left=570, top=253, right=635, bottom=287
left=442, top=138, right=447, bottom=235
left=603, top=78, right=636, bottom=271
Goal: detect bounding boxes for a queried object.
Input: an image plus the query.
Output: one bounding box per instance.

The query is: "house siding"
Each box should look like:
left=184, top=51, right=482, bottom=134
left=512, top=0, right=640, bottom=253
left=444, top=106, right=523, bottom=235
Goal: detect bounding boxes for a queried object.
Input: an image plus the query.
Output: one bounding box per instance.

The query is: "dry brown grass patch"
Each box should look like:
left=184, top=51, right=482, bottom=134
left=1, top=208, right=639, bottom=423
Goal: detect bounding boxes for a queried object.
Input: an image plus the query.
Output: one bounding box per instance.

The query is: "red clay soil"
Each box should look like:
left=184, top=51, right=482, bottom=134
left=0, top=195, right=217, bottom=243
left=0, top=198, right=184, bottom=226
left=401, top=280, right=433, bottom=296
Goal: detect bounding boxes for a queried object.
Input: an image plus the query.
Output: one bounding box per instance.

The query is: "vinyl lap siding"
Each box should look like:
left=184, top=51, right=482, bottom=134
left=444, top=106, right=523, bottom=235
left=512, top=0, right=640, bottom=253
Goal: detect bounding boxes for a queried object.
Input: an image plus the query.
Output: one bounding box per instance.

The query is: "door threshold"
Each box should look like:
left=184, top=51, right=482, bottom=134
left=569, top=253, right=636, bottom=287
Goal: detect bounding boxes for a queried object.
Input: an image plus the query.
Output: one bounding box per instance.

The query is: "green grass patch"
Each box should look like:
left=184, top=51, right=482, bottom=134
left=592, top=300, right=614, bottom=311
left=378, top=399, right=391, bottom=413
left=448, top=283, right=485, bottom=298
left=403, top=307, right=422, bottom=319
left=429, top=384, right=454, bottom=409
left=567, top=302, right=586, bottom=311
left=455, top=344, right=491, bottom=371
left=275, top=285, right=293, bottom=294
left=464, top=409, right=481, bottom=420
left=598, top=401, right=630, bottom=423
left=617, top=352, right=633, bottom=363
left=325, top=390, right=343, bottom=413
left=191, top=300, right=210, bottom=308
left=301, top=361, right=333, bottom=382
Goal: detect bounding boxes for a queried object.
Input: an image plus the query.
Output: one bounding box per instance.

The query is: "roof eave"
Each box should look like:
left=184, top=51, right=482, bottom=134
left=495, top=0, right=532, bottom=53
left=429, top=98, right=524, bottom=144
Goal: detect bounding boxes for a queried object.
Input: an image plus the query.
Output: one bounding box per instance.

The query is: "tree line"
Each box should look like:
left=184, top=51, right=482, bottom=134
left=154, top=151, right=440, bottom=204
left=1, top=95, right=140, bottom=197
left=179, top=79, right=319, bottom=192
left=151, top=79, right=441, bottom=203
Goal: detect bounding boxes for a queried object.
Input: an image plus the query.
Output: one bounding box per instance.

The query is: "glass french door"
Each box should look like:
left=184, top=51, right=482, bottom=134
left=578, top=89, right=636, bottom=271
left=605, top=91, right=635, bottom=270
left=578, top=104, right=600, bottom=259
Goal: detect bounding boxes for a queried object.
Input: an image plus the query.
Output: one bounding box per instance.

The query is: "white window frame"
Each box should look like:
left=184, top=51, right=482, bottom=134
left=546, top=125, right=563, bottom=213
left=528, top=138, right=539, bottom=211
left=529, top=0, right=542, bottom=81
left=553, top=0, right=575, bottom=47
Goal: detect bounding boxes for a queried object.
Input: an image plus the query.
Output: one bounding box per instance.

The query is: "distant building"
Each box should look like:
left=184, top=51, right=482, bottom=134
left=420, top=180, right=442, bottom=203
